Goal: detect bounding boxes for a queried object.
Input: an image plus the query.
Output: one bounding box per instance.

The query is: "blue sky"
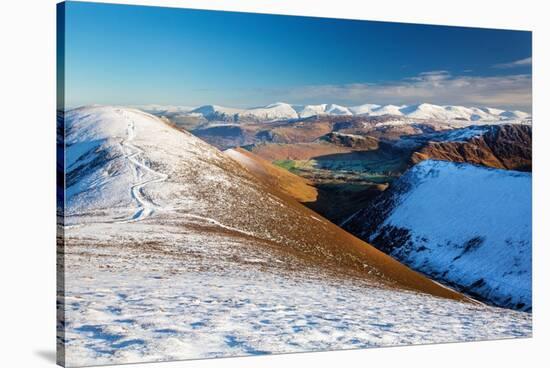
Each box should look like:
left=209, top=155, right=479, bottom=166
left=62, top=1, right=532, bottom=110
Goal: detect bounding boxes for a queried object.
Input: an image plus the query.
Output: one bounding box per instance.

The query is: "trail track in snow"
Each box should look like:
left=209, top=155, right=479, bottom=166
left=115, top=109, right=168, bottom=223
left=65, top=108, right=259, bottom=234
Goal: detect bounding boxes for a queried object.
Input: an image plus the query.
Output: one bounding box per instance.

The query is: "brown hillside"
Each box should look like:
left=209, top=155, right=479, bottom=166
left=225, top=147, right=318, bottom=203
left=249, top=142, right=352, bottom=161
left=67, top=106, right=472, bottom=306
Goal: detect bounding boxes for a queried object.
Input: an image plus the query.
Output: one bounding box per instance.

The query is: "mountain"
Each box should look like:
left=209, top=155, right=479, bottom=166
left=65, top=105, right=467, bottom=294
left=343, top=160, right=532, bottom=311
left=224, top=147, right=318, bottom=203
left=369, top=104, right=407, bottom=117
left=411, top=124, right=532, bottom=171
left=145, top=102, right=532, bottom=125
left=135, top=104, right=195, bottom=115
left=188, top=104, right=245, bottom=121
left=293, top=103, right=353, bottom=118
left=349, top=103, right=381, bottom=115
left=189, top=102, right=298, bottom=122
left=61, top=106, right=532, bottom=366
left=243, top=102, right=299, bottom=121
left=292, top=104, right=329, bottom=118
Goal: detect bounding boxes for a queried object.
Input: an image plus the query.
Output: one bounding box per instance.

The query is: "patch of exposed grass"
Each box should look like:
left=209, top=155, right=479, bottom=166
left=273, top=159, right=297, bottom=171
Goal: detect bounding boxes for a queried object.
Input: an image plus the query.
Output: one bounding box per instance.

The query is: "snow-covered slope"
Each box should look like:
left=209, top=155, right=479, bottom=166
left=148, top=102, right=531, bottom=124
left=293, top=103, right=353, bottom=118
left=133, top=104, right=195, bottom=115
left=60, top=106, right=530, bottom=366
left=65, top=106, right=225, bottom=221
left=325, top=103, right=353, bottom=116
left=189, top=104, right=244, bottom=119
left=402, top=103, right=460, bottom=120
left=189, top=103, right=298, bottom=122
left=343, top=160, right=532, bottom=311
left=370, top=104, right=407, bottom=117
left=243, top=102, right=299, bottom=120
left=349, top=103, right=381, bottom=115
left=64, top=105, right=469, bottom=296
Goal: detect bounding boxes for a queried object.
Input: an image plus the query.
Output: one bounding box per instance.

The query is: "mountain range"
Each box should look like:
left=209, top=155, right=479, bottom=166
left=60, top=105, right=532, bottom=365
left=139, top=102, right=532, bottom=124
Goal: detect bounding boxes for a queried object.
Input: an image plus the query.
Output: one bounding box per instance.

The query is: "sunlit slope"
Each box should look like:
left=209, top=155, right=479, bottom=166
left=344, top=160, right=532, bottom=310
left=65, top=105, right=467, bottom=301
left=225, top=147, right=318, bottom=203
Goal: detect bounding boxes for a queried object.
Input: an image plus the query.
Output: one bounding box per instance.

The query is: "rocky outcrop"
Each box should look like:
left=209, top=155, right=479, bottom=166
left=411, top=124, right=532, bottom=171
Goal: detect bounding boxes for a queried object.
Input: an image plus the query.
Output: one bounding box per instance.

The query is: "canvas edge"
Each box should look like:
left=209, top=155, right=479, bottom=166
left=56, top=1, right=67, bottom=367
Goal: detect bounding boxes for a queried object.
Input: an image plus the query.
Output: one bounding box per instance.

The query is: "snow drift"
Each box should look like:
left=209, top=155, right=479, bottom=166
left=343, top=160, right=532, bottom=310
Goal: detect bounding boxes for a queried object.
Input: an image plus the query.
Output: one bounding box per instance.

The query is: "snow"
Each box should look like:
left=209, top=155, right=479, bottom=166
left=500, top=110, right=531, bottom=119
left=370, top=104, right=406, bottom=116
left=60, top=106, right=532, bottom=366
left=191, top=104, right=244, bottom=117
left=62, top=220, right=531, bottom=367
left=349, top=103, right=381, bottom=115
left=402, top=103, right=458, bottom=120
left=328, top=132, right=366, bottom=139
left=133, top=104, right=195, bottom=115
left=164, top=102, right=531, bottom=124
left=422, top=125, right=491, bottom=143
left=224, top=148, right=262, bottom=172
left=368, top=160, right=532, bottom=310
left=190, top=103, right=298, bottom=122
left=64, top=105, right=235, bottom=222
left=292, top=104, right=352, bottom=118
left=293, top=104, right=328, bottom=118
left=325, top=104, right=353, bottom=116
left=243, top=102, right=299, bottom=121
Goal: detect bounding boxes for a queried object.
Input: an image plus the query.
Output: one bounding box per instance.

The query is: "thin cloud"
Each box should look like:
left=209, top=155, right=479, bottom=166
left=407, top=70, right=450, bottom=82
left=493, top=57, right=532, bottom=69
left=275, top=72, right=532, bottom=111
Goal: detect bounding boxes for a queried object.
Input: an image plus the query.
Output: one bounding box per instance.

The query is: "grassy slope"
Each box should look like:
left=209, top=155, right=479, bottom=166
left=224, top=147, right=471, bottom=303
left=225, top=147, right=318, bottom=203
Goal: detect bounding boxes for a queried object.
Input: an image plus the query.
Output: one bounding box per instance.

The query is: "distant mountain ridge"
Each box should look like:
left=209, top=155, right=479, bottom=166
left=139, top=102, right=532, bottom=124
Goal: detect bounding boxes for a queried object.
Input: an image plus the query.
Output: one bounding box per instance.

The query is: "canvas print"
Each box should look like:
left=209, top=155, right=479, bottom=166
left=57, top=1, right=532, bottom=367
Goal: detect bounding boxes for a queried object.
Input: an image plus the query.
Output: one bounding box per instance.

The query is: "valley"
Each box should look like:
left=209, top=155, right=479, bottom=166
left=141, top=101, right=533, bottom=309
left=59, top=104, right=532, bottom=366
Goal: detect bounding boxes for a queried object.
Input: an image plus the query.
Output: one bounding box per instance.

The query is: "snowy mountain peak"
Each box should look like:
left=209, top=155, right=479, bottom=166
left=138, top=102, right=531, bottom=125
left=370, top=104, right=406, bottom=116
left=191, top=104, right=243, bottom=116
left=325, top=104, right=353, bottom=116
left=349, top=103, right=382, bottom=115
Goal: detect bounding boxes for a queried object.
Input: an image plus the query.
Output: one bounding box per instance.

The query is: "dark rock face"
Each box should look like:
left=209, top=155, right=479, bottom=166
left=411, top=124, right=532, bottom=171
left=342, top=171, right=413, bottom=242
left=193, top=126, right=256, bottom=150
